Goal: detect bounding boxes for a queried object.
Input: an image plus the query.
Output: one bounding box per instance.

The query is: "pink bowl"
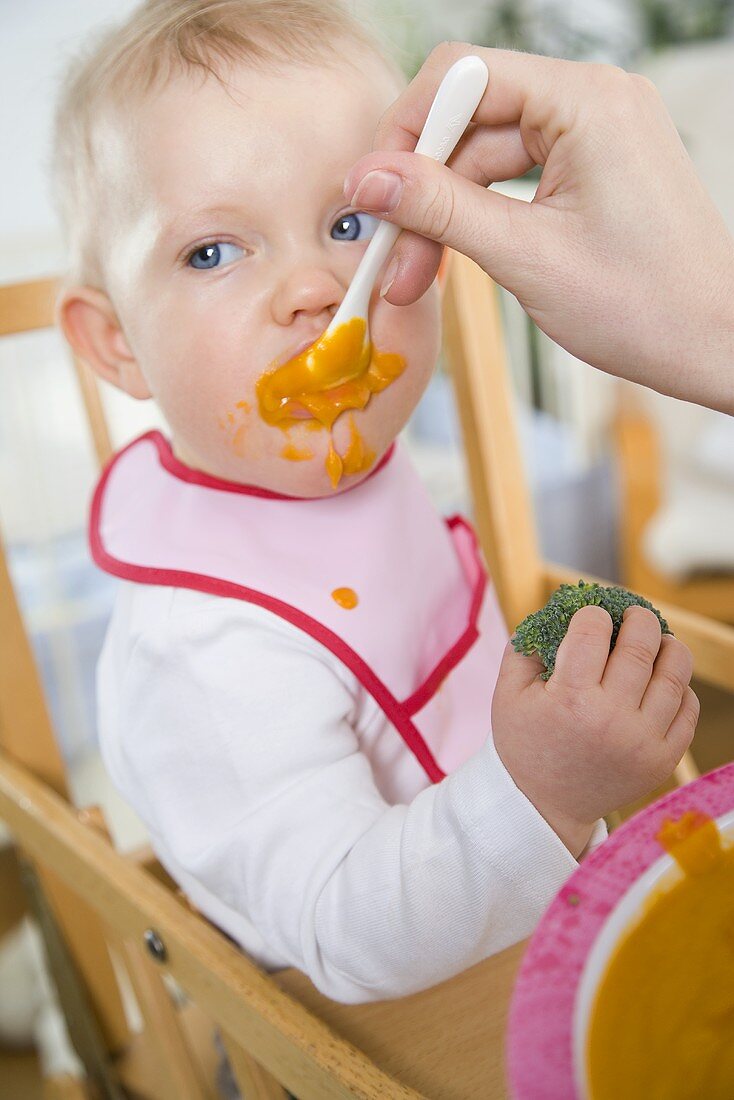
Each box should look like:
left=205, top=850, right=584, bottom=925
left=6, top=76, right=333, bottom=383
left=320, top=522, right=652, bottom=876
left=506, top=762, right=734, bottom=1100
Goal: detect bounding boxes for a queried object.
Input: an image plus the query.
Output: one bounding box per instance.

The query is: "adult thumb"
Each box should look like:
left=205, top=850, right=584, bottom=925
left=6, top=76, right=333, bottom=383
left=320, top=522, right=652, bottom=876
left=344, top=150, right=539, bottom=293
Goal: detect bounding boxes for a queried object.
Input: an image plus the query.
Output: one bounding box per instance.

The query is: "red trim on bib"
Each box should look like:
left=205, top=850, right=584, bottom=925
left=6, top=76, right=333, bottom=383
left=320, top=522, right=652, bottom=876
left=89, top=447, right=444, bottom=782
left=402, top=517, right=486, bottom=717
left=90, top=435, right=490, bottom=786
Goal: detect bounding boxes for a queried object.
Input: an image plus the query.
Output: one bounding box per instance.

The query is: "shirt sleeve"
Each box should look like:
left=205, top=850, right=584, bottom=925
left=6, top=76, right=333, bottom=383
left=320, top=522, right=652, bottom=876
left=106, top=591, right=588, bottom=1004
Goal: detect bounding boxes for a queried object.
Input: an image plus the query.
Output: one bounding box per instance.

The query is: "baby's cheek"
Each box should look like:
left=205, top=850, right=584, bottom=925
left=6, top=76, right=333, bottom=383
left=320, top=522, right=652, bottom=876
left=375, top=285, right=441, bottom=361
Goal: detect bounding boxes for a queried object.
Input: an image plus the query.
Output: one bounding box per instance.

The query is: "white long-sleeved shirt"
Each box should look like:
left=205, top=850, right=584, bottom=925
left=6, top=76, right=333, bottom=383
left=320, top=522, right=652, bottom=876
left=97, top=580, right=606, bottom=1004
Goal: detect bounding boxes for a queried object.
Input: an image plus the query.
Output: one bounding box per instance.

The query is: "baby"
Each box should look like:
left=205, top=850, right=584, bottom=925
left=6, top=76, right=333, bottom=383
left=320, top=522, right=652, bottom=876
left=53, top=0, right=699, bottom=1005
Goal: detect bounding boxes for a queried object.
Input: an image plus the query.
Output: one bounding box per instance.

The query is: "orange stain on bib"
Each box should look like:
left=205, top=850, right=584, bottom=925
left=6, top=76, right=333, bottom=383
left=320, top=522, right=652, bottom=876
left=331, top=587, right=358, bottom=610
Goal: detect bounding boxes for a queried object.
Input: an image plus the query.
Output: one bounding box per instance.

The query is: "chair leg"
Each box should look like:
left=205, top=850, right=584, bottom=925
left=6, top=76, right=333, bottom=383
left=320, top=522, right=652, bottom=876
left=43, top=1073, right=96, bottom=1099
left=220, top=1030, right=289, bottom=1100
left=113, top=935, right=211, bottom=1100
left=674, top=749, right=699, bottom=786
left=0, top=843, right=29, bottom=938
left=78, top=805, right=210, bottom=1100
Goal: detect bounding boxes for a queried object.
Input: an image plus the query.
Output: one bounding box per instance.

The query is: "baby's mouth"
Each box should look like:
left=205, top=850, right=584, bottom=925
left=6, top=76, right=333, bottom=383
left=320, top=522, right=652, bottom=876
left=256, top=318, right=405, bottom=487
left=259, top=321, right=372, bottom=427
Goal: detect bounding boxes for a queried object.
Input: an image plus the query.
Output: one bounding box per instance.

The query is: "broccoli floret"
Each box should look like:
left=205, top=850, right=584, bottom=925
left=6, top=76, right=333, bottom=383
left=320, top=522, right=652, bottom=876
left=512, top=580, right=672, bottom=680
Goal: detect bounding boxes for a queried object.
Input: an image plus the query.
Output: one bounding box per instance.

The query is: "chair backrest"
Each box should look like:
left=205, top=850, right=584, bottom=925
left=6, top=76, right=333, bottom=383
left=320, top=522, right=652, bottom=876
left=0, top=278, right=132, bottom=1055
left=441, top=251, right=546, bottom=630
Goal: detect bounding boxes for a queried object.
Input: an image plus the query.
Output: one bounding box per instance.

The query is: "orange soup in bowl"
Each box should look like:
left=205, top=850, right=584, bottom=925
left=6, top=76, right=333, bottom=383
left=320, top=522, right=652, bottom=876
left=575, top=809, right=734, bottom=1099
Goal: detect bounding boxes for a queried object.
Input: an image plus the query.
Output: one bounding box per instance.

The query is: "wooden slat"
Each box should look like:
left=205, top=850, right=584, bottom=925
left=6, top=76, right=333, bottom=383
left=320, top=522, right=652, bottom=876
left=116, top=997, right=221, bottom=1100
left=0, top=750, right=528, bottom=1099
left=0, top=278, right=114, bottom=468
left=220, top=1030, right=288, bottom=1100
left=43, top=1074, right=95, bottom=1100
left=0, top=753, right=422, bottom=1100
left=0, top=277, right=58, bottom=336
left=0, top=842, right=28, bottom=938
left=614, top=407, right=734, bottom=622
left=71, top=357, right=114, bottom=469
left=0, top=535, right=132, bottom=1052
left=0, top=536, right=67, bottom=795
left=79, top=804, right=210, bottom=1100
left=275, top=943, right=524, bottom=1100
left=443, top=251, right=546, bottom=629
left=116, top=933, right=213, bottom=1099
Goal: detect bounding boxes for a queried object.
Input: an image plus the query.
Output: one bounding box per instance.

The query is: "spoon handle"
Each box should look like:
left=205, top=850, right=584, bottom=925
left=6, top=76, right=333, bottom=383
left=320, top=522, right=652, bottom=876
left=414, top=54, right=489, bottom=162
left=337, top=55, right=489, bottom=320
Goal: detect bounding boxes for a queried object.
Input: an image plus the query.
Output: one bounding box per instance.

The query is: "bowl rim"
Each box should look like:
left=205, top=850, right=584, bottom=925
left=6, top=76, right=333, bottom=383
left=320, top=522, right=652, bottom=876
left=572, top=807, right=734, bottom=1099
left=506, top=763, right=734, bottom=1100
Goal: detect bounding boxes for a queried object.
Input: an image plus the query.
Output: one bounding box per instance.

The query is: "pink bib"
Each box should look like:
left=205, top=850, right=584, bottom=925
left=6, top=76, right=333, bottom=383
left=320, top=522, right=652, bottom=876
left=90, top=431, right=508, bottom=783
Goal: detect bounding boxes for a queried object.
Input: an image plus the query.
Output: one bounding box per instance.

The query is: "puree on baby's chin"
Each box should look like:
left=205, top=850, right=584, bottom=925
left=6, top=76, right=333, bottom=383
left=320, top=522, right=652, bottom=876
left=256, top=317, right=405, bottom=488
left=586, top=812, right=734, bottom=1099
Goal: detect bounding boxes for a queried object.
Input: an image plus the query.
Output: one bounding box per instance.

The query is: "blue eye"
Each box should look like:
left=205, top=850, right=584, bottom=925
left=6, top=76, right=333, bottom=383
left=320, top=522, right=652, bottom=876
left=187, top=242, right=244, bottom=269
left=331, top=212, right=379, bottom=242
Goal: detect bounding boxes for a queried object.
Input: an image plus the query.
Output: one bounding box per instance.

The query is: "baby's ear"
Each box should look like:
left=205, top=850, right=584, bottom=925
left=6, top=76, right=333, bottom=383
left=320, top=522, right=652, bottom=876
left=436, top=246, right=451, bottom=292
left=56, top=286, right=151, bottom=400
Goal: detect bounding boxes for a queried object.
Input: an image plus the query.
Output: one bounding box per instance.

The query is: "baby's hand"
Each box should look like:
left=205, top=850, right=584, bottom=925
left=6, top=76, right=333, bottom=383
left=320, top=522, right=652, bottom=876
left=491, top=605, right=700, bottom=856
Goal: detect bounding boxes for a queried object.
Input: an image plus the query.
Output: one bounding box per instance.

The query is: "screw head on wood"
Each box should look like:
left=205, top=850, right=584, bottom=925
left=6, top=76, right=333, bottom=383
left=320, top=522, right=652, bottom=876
left=144, top=928, right=167, bottom=962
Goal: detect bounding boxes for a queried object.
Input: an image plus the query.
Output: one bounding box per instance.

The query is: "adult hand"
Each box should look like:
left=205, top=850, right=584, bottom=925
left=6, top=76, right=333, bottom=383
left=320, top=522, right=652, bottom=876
left=344, top=43, right=734, bottom=414
left=490, top=605, right=699, bottom=857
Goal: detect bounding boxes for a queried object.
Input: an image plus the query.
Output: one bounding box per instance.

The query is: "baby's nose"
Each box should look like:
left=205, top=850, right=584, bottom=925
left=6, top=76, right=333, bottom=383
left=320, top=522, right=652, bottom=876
left=271, top=264, right=343, bottom=327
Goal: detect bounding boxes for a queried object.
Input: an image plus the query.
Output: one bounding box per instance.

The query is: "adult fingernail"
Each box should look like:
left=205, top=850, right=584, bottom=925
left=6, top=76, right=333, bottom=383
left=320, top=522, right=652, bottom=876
left=379, top=256, right=399, bottom=298
left=349, top=170, right=403, bottom=213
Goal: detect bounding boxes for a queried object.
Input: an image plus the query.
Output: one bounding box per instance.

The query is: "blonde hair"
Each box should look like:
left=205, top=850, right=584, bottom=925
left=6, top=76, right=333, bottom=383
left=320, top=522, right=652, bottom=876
left=52, top=0, right=403, bottom=288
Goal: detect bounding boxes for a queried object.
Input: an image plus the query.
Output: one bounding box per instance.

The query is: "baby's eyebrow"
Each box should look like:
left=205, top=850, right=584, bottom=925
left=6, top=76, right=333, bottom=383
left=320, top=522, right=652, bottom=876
left=158, top=203, right=254, bottom=247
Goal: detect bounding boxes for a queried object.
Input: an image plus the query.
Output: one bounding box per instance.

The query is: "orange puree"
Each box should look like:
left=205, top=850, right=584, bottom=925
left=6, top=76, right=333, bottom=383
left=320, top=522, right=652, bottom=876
left=281, top=443, right=313, bottom=462
left=331, top=587, right=358, bottom=609
left=586, top=811, right=734, bottom=1099
left=256, top=318, right=404, bottom=487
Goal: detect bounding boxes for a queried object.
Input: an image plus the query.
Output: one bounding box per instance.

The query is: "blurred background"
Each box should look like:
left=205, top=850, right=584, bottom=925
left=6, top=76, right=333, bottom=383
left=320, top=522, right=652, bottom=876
left=1, top=0, right=732, bottom=840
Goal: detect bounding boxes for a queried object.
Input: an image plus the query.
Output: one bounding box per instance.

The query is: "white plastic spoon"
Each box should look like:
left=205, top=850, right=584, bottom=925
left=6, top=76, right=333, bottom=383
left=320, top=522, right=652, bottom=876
left=301, top=55, right=489, bottom=365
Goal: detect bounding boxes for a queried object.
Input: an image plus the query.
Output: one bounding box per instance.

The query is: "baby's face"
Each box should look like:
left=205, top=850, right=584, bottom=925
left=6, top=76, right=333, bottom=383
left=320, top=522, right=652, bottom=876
left=103, top=51, right=441, bottom=495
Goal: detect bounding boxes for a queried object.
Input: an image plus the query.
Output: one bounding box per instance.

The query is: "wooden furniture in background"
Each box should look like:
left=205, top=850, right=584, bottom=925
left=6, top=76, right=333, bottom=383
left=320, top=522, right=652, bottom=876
left=614, top=389, right=734, bottom=625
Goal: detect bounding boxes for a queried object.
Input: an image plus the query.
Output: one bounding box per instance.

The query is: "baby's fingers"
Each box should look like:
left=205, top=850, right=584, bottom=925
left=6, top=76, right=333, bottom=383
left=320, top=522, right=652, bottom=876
left=663, top=686, right=700, bottom=764
left=550, top=605, right=613, bottom=692
left=601, top=606, right=663, bottom=707
left=640, top=634, right=694, bottom=736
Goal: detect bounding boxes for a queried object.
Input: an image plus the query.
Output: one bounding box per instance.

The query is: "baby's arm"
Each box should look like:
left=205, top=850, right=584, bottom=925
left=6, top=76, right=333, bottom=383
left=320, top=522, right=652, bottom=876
left=105, top=592, right=584, bottom=1004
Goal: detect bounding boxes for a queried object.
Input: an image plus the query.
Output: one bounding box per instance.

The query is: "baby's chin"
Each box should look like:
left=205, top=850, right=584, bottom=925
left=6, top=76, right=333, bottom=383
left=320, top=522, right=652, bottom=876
left=176, top=420, right=391, bottom=499
left=261, top=419, right=395, bottom=499
left=269, top=458, right=387, bottom=499
left=185, top=363, right=426, bottom=496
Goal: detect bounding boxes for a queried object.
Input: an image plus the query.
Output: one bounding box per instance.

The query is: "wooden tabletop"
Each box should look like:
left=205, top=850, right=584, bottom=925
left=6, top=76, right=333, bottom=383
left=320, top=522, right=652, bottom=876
left=275, top=939, right=528, bottom=1099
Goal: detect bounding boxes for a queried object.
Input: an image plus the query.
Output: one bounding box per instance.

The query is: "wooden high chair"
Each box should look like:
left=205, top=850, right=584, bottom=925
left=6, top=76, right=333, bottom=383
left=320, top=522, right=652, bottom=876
left=0, top=253, right=732, bottom=1099
left=613, top=387, right=734, bottom=624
